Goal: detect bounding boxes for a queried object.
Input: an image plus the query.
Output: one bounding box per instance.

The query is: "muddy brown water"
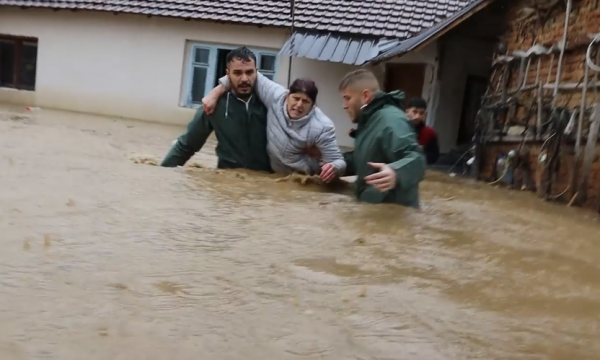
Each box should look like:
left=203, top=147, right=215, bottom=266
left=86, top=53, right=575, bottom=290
left=1, top=105, right=600, bottom=360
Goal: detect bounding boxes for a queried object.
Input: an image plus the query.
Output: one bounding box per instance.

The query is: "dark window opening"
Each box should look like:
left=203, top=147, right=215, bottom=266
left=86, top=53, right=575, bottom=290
left=457, top=75, right=488, bottom=146
left=214, top=49, right=231, bottom=88
left=0, top=35, right=38, bottom=91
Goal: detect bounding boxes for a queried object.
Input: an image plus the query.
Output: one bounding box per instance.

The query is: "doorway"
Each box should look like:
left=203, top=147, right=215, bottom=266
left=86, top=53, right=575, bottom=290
left=384, top=63, right=426, bottom=106
left=457, top=75, right=488, bottom=146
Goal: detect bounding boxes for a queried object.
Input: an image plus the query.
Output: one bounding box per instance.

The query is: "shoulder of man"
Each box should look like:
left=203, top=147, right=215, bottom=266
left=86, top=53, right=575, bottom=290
left=421, top=125, right=438, bottom=138
left=373, top=105, right=412, bottom=131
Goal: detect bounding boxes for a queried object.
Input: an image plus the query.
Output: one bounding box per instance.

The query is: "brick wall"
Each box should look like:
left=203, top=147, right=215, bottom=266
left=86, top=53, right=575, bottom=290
left=481, top=0, right=600, bottom=211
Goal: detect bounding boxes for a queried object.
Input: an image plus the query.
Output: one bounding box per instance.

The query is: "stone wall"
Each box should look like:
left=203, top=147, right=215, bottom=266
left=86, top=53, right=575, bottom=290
left=481, top=141, right=600, bottom=210
left=481, top=0, right=600, bottom=211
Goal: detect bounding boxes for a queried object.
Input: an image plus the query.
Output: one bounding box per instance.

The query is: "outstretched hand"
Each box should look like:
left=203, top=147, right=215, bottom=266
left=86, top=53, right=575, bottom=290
left=320, top=163, right=336, bottom=183
left=364, top=162, right=396, bottom=192
left=202, top=96, right=218, bottom=115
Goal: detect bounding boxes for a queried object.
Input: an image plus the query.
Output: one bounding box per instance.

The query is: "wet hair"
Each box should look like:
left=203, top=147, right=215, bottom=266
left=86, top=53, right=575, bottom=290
left=338, top=68, right=380, bottom=91
left=289, top=78, right=318, bottom=103
left=226, top=46, right=257, bottom=66
left=408, top=97, right=427, bottom=109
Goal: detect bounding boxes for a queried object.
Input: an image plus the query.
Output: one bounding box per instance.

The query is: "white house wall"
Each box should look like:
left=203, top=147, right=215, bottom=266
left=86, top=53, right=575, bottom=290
left=0, top=8, right=289, bottom=126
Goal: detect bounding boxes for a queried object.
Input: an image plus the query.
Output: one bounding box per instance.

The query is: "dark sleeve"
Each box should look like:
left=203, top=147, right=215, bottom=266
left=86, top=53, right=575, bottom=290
left=342, top=151, right=356, bottom=176
left=160, top=107, right=213, bottom=167
left=382, top=117, right=426, bottom=190
left=423, top=134, right=440, bottom=165
left=356, top=115, right=426, bottom=205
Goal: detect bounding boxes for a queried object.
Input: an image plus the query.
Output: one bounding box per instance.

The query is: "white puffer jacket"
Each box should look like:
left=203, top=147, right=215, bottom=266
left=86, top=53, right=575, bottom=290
left=219, top=73, right=346, bottom=176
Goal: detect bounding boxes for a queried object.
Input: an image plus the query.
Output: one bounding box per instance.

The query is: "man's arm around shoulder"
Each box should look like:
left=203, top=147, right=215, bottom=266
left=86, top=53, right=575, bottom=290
left=160, top=106, right=213, bottom=167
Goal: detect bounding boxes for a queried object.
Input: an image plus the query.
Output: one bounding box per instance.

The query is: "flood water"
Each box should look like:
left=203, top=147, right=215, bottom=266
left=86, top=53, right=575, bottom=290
left=1, top=105, right=600, bottom=360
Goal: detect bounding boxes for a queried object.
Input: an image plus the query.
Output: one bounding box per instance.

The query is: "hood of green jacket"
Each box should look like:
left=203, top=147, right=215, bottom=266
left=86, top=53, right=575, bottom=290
left=357, top=90, right=406, bottom=127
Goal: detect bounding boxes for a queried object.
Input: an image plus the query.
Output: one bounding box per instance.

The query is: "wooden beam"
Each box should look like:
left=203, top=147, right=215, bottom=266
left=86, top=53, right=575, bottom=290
left=407, top=0, right=497, bottom=56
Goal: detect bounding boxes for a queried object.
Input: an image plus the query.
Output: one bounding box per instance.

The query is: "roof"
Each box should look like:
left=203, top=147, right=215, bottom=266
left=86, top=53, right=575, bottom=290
left=0, top=0, right=292, bottom=26
left=280, top=32, right=400, bottom=65
left=368, top=0, right=495, bottom=63
left=293, top=0, right=477, bottom=38
left=0, top=0, right=477, bottom=39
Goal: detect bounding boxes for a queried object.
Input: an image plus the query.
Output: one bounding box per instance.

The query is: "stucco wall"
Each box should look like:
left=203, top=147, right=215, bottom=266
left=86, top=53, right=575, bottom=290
left=0, top=8, right=287, bottom=125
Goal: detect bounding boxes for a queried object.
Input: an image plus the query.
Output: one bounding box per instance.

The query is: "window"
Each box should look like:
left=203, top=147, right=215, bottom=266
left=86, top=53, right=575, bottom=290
left=0, top=36, right=38, bottom=91
left=184, top=44, right=278, bottom=107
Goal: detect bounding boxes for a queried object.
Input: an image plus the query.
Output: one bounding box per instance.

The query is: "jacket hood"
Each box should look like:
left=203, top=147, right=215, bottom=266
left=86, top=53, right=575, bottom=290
left=357, top=90, right=406, bottom=126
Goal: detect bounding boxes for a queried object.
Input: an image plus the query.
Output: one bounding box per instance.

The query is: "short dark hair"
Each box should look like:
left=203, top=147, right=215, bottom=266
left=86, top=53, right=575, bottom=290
left=408, top=97, right=427, bottom=109
left=289, top=78, right=318, bottom=103
left=226, top=46, right=257, bottom=66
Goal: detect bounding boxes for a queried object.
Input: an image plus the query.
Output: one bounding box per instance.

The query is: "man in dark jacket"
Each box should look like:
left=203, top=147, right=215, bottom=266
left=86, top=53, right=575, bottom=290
left=339, top=69, right=426, bottom=208
left=406, top=97, right=440, bottom=165
left=160, top=47, right=271, bottom=171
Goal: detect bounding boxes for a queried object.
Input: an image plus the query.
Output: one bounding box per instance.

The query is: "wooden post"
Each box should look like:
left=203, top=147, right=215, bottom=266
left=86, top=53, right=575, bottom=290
left=577, top=104, right=600, bottom=205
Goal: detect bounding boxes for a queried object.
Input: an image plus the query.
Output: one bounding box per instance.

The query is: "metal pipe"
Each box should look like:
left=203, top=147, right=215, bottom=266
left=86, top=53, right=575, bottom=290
left=594, top=51, right=600, bottom=103
left=551, top=0, right=573, bottom=107
left=537, top=81, right=543, bottom=138
left=546, top=54, right=555, bottom=85
left=570, top=61, right=589, bottom=200
left=576, top=63, right=589, bottom=156
left=534, top=57, right=541, bottom=85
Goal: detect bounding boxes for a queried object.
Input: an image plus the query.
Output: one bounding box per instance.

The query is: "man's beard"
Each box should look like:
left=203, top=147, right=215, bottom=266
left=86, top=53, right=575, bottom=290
left=233, top=81, right=252, bottom=96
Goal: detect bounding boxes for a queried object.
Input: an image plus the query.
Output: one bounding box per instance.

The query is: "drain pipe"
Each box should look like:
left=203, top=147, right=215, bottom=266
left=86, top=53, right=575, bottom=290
left=551, top=0, right=572, bottom=107
left=286, top=0, right=296, bottom=87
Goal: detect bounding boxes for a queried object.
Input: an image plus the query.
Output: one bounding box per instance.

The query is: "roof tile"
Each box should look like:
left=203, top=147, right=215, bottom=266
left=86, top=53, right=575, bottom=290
left=0, top=0, right=476, bottom=39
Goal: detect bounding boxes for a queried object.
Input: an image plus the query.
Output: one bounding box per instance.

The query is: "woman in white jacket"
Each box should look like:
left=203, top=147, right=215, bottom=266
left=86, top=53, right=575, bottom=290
left=202, top=72, right=346, bottom=183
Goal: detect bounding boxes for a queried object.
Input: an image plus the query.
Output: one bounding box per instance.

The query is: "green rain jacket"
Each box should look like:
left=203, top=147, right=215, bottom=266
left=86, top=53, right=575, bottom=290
left=160, top=92, right=272, bottom=172
left=343, top=91, right=426, bottom=208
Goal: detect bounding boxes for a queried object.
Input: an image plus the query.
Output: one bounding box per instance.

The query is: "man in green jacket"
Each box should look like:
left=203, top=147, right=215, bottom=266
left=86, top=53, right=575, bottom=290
left=338, top=69, right=426, bottom=208
left=160, top=47, right=271, bottom=171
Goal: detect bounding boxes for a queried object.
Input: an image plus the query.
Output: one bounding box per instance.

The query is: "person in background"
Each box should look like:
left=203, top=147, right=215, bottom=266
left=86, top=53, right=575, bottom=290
left=160, top=47, right=271, bottom=171
left=338, top=69, right=426, bottom=208
left=202, top=71, right=345, bottom=183
left=406, top=97, right=440, bottom=165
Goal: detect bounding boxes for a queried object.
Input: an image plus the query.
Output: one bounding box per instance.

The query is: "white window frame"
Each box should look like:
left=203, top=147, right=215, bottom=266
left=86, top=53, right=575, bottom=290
left=182, top=43, right=279, bottom=108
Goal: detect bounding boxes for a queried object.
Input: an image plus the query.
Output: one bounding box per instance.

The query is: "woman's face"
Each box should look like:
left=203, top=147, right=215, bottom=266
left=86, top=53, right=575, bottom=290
left=286, top=92, right=314, bottom=119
